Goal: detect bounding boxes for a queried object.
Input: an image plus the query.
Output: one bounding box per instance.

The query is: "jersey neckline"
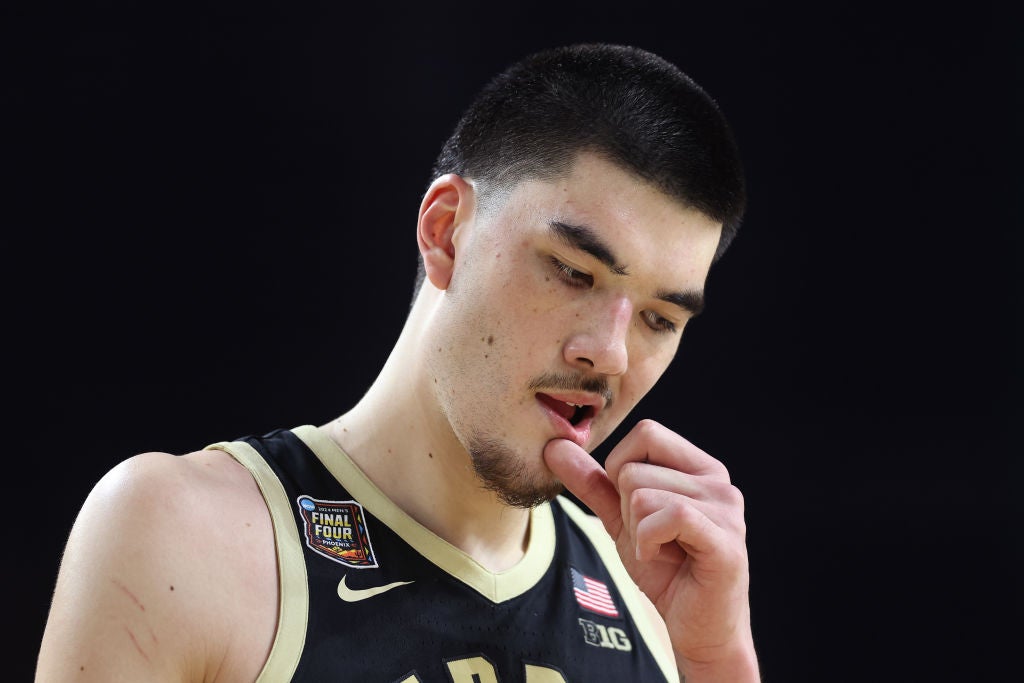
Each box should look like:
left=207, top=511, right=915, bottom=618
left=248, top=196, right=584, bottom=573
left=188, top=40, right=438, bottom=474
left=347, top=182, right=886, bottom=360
left=292, top=424, right=556, bottom=603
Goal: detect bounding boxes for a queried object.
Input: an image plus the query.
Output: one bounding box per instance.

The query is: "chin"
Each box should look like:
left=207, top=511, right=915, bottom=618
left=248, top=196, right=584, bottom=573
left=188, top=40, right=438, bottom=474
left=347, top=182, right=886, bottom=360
left=468, top=434, right=565, bottom=509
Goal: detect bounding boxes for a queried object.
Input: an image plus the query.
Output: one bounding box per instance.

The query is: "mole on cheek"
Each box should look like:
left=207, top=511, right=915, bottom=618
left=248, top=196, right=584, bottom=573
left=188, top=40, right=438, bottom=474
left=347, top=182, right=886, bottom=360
left=487, top=335, right=494, bottom=345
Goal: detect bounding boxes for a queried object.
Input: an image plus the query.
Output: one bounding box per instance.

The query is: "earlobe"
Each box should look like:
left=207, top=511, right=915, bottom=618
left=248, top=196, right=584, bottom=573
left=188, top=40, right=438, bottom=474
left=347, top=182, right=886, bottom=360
left=416, top=173, right=474, bottom=290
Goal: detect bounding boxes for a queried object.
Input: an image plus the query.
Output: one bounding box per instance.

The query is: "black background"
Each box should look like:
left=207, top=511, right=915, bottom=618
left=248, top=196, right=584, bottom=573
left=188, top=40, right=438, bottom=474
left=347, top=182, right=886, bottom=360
left=8, top=2, right=1020, bottom=681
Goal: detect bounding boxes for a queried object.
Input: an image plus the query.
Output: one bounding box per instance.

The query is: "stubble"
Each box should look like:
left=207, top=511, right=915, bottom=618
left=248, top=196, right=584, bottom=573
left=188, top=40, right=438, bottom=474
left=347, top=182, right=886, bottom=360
left=468, top=435, right=565, bottom=508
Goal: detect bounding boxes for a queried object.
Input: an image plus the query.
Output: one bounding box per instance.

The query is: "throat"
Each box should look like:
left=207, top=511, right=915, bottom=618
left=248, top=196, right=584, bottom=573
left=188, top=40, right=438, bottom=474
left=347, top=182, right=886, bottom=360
left=456, top=513, right=533, bottom=572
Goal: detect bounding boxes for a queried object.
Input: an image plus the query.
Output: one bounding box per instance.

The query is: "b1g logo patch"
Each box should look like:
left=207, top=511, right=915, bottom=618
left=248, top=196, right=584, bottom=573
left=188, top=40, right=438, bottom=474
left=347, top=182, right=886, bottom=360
left=296, top=495, right=378, bottom=568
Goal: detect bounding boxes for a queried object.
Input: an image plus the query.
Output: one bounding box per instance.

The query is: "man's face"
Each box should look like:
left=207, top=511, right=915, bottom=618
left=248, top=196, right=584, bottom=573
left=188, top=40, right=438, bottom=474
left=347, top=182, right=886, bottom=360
left=425, top=152, right=722, bottom=507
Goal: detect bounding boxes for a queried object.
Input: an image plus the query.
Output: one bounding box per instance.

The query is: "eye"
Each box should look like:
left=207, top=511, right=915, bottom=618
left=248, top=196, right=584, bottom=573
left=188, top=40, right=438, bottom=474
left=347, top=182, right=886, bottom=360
left=549, top=256, right=593, bottom=288
left=642, top=310, right=677, bottom=334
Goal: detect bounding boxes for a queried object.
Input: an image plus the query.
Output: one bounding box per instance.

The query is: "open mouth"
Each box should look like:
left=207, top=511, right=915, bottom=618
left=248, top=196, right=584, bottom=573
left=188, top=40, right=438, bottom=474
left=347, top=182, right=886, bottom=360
left=536, top=393, right=595, bottom=426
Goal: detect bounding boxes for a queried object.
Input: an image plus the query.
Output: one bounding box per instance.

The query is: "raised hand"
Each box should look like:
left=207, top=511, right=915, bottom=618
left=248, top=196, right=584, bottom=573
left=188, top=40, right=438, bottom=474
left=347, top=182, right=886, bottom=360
left=544, top=419, right=760, bottom=682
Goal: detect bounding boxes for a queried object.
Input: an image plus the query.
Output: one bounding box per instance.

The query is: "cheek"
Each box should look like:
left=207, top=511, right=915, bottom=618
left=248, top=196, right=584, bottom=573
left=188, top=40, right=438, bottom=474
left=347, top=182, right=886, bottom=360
left=487, top=255, right=565, bottom=336
left=623, top=348, right=676, bottom=403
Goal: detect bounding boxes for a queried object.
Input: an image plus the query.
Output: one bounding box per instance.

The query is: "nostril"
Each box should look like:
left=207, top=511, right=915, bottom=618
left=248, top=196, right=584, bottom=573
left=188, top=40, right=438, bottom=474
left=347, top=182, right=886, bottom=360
left=576, top=357, right=594, bottom=367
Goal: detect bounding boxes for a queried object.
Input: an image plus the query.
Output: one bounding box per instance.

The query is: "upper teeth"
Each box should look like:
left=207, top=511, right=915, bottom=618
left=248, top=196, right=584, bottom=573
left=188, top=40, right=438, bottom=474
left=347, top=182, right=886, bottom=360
left=566, top=402, right=583, bottom=407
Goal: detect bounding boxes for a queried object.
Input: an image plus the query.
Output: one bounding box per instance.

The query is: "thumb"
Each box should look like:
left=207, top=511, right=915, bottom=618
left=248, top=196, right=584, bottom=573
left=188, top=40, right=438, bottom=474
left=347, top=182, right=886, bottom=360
left=544, top=439, right=622, bottom=535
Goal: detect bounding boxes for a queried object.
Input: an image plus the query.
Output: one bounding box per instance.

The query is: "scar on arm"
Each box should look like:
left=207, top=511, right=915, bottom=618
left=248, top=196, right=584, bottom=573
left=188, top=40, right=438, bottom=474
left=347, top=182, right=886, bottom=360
left=124, top=627, right=152, bottom=663
left=113, top=578, right=161, bottom=653
left=112, top=578, right=146, bottom=611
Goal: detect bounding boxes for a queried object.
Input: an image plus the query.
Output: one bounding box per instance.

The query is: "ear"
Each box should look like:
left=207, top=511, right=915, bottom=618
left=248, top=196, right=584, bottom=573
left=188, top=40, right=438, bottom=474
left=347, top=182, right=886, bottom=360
left=416, top=173, right=475, bottom=290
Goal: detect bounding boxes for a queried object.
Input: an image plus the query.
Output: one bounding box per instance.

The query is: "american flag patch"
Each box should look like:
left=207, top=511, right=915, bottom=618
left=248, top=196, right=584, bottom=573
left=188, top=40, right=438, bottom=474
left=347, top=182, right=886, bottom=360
left=570, top=567, right=619, bottom=618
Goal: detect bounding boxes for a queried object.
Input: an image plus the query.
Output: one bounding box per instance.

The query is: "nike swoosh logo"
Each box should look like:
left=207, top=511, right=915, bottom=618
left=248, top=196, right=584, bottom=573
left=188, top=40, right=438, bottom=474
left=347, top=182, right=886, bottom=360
left=337, top=575, right=414, bottom=602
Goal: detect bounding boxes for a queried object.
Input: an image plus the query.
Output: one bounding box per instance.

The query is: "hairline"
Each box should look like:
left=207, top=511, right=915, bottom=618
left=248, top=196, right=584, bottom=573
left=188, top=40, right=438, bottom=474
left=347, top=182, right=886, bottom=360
left=469, top=148, right=707, bottom=220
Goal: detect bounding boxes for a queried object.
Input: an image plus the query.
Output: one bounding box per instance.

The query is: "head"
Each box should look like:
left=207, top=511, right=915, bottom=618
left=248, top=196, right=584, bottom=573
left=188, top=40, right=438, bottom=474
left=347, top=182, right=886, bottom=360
left=414, top=42, right=745, bottom=297
left=410, top=44, right=745, bottom=507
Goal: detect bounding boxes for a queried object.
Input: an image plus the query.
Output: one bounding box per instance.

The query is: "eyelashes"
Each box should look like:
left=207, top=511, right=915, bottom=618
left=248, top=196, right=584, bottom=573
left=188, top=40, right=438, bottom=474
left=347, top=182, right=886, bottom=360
left=547, top=256, right=677, bottom=333
left=549, top=256, right=592, bottom=288
left=643, top=310, right=677, bottom=333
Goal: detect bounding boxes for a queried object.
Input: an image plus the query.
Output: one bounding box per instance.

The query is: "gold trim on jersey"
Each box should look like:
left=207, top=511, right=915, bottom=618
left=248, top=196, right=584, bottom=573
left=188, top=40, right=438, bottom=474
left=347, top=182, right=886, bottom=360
left=206, top=440, right=309, bottom=683
left=293, top=424, right=556, bottom=603
left=556, top=496, right=680, bottom=683
left=214, top=426, right=677, bottom=682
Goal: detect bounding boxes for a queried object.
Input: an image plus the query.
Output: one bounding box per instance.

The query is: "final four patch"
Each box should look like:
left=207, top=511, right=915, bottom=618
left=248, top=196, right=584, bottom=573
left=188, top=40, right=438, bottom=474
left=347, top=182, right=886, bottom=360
left=296, top=495, right=378, bottom=567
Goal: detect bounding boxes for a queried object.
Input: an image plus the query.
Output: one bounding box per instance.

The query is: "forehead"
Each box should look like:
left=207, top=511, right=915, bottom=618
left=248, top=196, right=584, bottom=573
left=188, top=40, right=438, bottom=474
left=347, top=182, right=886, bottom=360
left=486, top=153, right=723, bottom=285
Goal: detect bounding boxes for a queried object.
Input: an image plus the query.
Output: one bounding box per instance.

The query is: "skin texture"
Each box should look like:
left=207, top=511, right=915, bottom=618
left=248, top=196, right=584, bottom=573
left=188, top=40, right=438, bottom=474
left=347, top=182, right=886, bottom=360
left=35, top=449, right=279, bottom=681
left=35, top=152, right=759, bottom=681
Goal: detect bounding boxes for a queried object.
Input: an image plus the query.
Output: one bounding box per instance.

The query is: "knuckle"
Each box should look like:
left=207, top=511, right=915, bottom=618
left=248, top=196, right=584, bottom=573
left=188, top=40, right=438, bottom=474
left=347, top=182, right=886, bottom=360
left=617, top=461, right=643, bottom=491
left=712, top=460, right=732, bottom=482
left=722, top=482, right=744, bottom=508
left=670, top=499, right=694, bottom=527
left=628, top=487, right=657, bottom=515
left=634, top=418, right=663, bottom=438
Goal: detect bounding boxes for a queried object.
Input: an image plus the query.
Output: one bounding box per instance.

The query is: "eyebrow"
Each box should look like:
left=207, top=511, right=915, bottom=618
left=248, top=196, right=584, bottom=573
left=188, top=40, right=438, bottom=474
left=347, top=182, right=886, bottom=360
left=657, top=289, right=705, bottom=317
left=549, top=221, right=629, bottom=275
left=548, top=220, right=706, bottom=316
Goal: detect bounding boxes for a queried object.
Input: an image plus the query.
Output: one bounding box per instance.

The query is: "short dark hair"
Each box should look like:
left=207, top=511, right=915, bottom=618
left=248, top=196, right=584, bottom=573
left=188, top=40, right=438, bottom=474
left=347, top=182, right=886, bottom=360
left=416, top=43, right=746, bottom=293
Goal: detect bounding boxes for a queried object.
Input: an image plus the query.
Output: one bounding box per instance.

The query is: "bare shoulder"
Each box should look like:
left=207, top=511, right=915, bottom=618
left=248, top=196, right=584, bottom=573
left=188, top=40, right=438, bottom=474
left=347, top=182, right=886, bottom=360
left=36, top=448, right=278, bottom=682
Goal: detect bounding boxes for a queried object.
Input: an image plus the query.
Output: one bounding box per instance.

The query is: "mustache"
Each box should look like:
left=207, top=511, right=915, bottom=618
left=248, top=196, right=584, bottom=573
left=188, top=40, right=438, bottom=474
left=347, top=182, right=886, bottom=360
left=527, top=372, right=614, bottom=409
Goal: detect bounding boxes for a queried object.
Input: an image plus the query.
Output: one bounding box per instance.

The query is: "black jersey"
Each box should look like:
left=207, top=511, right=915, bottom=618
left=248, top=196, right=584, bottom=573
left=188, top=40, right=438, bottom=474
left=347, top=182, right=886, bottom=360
left=208, top=425, right=677, bottom=682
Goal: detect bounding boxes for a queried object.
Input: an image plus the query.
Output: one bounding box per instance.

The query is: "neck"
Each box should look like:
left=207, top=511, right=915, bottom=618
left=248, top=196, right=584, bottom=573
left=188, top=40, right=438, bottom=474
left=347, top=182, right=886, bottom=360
left=323, top=290, right=532, bottom=573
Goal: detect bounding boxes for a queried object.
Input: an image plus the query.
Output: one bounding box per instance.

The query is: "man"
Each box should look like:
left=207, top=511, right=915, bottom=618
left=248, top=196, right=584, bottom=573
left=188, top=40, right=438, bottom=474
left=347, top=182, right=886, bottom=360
left=36, top=43, right=759, bottom=681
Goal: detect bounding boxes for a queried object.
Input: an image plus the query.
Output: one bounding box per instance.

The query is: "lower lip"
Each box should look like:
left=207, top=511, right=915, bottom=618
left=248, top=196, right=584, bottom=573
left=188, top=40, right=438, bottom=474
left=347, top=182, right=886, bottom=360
left=536, top=397, right=592, bottom=447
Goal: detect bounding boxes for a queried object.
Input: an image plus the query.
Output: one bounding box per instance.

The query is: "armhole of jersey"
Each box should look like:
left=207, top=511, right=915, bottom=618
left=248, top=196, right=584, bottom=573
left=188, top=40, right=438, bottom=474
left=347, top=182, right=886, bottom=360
left=207, top=440, right=309, bottom=683
left=555, top=496, right=680, bottom=683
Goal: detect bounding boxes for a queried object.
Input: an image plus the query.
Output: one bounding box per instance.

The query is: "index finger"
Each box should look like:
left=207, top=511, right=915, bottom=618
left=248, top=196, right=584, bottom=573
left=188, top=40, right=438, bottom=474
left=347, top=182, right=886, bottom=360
left=604, top=419, right=730, bottom=486
left=543, top=438, right=623, bottom=537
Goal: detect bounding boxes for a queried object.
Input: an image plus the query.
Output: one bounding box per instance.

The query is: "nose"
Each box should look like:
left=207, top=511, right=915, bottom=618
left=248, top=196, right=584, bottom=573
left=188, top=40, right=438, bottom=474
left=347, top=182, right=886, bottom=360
left=562, top=294, right=632, bottom=376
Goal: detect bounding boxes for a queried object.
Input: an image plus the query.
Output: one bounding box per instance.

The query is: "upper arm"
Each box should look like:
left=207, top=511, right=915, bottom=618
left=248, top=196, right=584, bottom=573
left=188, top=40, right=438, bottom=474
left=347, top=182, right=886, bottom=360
left=35, top=449, right=278, bottom=683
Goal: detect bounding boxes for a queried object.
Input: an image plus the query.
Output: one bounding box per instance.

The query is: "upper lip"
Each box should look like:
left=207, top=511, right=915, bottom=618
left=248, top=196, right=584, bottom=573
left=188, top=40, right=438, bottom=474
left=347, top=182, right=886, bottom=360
left=535, top=390, right=606, bottom=420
